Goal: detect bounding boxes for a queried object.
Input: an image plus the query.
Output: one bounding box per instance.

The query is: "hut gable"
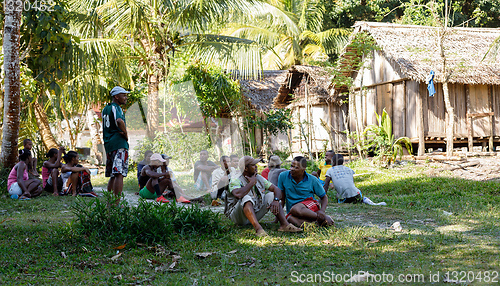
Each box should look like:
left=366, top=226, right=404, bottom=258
left=350, top=22, right=500, bottom=85
left=239, top=70, right=288, bottom=112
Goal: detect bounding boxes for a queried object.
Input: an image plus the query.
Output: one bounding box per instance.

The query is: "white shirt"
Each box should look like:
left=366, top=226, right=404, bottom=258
left=211, top=167, right=237, bottom=193
left=325, top=165, right=360, bottom=199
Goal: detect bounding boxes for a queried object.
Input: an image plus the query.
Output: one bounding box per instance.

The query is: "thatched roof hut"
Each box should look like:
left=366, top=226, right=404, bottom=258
left=331, top=22, right=500, bottom=155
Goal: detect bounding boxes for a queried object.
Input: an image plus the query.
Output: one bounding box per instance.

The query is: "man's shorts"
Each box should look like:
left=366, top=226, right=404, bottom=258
left=194, top=173, right=211, bottom=192
left=228, top=192, right=274, bottom=225
left=106, top=149, right=129, bottom=178
left=286, top=197, right=320, bottom=219
left=139, top=186, right=157, bottom=199
left=44, top=176, right=63, bottom=193
left=339, top=193, right=363, bottom=204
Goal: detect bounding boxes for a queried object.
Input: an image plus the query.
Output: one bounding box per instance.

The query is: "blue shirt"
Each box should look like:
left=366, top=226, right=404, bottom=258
left=278, top=171, right=326, bottom=213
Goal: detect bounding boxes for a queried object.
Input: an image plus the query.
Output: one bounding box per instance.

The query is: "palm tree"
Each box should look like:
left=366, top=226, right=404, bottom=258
left=71, top=0, right=264, bottom=138
left=223, top=0, right=350, bottom=69
left=1, top=2, right=22, bottom=169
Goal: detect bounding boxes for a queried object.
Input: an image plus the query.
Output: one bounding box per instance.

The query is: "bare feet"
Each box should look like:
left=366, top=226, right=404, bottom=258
left=278, top=224, right=303, bottom=233
left=256, top=228, right=268, bottom=237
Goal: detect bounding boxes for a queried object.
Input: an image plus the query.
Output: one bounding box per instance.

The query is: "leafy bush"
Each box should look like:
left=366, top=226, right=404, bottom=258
left=71, top=192, right=223, bottom=244
left=134, top=130, right=214, bottom=170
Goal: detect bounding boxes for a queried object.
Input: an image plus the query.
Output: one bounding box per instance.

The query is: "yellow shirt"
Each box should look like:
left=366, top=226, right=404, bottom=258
left=319, top=164, right=332, bottom=181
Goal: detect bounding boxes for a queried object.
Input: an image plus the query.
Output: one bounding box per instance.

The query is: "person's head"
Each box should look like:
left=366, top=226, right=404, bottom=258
left=230, top=154, right=239, bottom=168
left=199, top=150, right=209, bottom=162
left=19, top=149, right=32, bottom=162
left=268, top=155, right=282, bottom=169
left=110, top=86, right=129, bottom=106
left=325, top=150, right=335, bottom=165
left=290, top=156, right=307, bottom=177
left=23, top=139, right=33, bottom=150
left=149, top=153, right=166, bottom=167
left=63, top=151, right=79, bottom=165
left=161, top=154, right=172, bottom=167
left=220, top=155, right=229, bottom=170
left=143, top=150, right=153, bottom=163
left=238, top=156, right=261, bottom=176
left=45, top=148, right=58, bottom=159
left=331, top=154, right=344, bottom=166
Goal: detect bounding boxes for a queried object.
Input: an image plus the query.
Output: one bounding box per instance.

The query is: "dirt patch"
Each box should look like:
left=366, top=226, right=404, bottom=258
left=415, top=155, right=500, bottom=181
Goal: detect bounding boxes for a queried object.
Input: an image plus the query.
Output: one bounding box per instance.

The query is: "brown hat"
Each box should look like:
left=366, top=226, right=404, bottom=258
left=238, top=156, right=261, bottom=171
left=268, top=155, right=282, bottom=168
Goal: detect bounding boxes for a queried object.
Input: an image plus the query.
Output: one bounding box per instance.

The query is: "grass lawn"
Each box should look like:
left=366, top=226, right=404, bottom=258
left=0, top=161, right=499, bottom=285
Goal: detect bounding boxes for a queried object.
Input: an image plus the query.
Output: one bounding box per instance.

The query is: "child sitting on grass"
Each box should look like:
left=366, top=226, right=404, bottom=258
left=23, top=139, right=39, bottom=177
left=61, top=151, right=97, bottom=197
left=323, top=154, right=386, bottom=206
left=8, top=150, right=42, bottom=200
left=42, top=146, right=65, bottom=196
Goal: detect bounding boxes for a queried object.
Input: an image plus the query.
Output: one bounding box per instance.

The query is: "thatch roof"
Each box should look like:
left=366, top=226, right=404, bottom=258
left=239, top=70, right=288, bottom=112
left=341, top=22, right=500, bottom=85
left=239, top=65, right=332, bottom=111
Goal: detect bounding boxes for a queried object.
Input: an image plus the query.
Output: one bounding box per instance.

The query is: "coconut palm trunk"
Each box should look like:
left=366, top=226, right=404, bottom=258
left=33, top=97, right=59, bottom=151
left=1, top=5, right=22, bottom=169
left=440, top=1, right=454, bottom=157
left=86, top=108, right=103, bottom=164
left=147, top=70, right=160, bottom=139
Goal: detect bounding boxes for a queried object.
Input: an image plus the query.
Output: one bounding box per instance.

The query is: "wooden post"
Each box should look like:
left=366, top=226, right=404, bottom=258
left=466, top=85, right=473, bottom=151
left=416, top=86, right=425, bottom=156
left=489, top=86, right=494, bottom=152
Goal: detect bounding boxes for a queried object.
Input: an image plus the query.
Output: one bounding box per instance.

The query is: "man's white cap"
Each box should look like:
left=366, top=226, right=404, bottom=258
left=110, top=86, right=130, bottom=97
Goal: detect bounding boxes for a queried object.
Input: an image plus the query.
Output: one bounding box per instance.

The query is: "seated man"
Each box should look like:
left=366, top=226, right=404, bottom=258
left=226, top=156, right=302, bottom=237
left=137, top=150, right=153, bottom=185
left=278, top=156, right=334, bottom=227
left=138, top=153, right=171, bottom=203
left=324, top=154, right=386, bottom=206
left=210, top=155, right=236, bottom=200
left=267, top=155, right=287, bottom=186
left=193, top=150, right=218, bottom=193
left=312, top=150, right=334, bottom=185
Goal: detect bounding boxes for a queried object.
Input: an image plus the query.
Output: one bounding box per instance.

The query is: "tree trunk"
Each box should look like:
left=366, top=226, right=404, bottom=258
left=440, top=23, right=454, bottom=157
left=86, top=108, right=103, bottom=164
left=1, top=5, right=22, bottom=169
left=33, top=97, right=59, bottom=151
left=147, top=71, right=159, bottom=139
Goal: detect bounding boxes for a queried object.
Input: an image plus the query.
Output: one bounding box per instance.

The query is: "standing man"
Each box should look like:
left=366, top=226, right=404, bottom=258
left=102, top=86, right=130, bottom=201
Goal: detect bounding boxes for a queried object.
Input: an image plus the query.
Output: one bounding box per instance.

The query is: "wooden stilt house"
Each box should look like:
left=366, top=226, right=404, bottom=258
left=332, top=22, right=500, bottom=155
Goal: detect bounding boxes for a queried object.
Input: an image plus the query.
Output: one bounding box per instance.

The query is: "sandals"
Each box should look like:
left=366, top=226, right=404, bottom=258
left=278, top=224, right=303, bottom=233
left=19, top=195, right=31, bottom=201
left=176, top=196, right=191, bottom=204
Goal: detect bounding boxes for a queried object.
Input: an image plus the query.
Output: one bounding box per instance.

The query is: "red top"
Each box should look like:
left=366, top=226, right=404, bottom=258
left=261, top=167, right=270, bottom=180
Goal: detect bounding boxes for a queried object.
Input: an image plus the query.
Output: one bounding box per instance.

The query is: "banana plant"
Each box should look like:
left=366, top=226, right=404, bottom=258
left=363, top=108, right=413, bottom=166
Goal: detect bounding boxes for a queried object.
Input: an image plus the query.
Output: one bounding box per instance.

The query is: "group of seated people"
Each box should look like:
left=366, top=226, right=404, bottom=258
left=177, top=149, right=386, bottom=236
left=7, top=139, right=97, bottom=200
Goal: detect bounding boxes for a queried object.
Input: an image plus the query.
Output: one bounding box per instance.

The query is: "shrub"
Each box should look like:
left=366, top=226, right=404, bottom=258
left=71, top=192, right=224, bottom=244
left=0, top=168, right=10, bottom=194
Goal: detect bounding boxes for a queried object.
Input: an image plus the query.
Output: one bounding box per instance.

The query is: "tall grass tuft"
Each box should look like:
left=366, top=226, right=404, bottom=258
left=71, top=192, right=223, bottom=244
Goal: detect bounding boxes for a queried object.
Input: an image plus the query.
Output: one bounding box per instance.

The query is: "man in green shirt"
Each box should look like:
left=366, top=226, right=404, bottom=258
left=102, top=86, right=130, bottom=200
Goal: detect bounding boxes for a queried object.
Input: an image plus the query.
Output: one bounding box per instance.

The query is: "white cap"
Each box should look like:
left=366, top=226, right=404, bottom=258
left=110, top=86, right=130, bottom=97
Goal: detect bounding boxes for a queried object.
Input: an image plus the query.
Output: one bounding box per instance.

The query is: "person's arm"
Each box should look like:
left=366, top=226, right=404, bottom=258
left=231, top=173, right=257, bottom=199
left=61, top=165, right=90, bottom=174
left=145, top=168, right=170, bottom=179
left=316, top=195, right=328, bottom=222
left=195, top=164, right=218, bottom=173
left=116, top=118, right=128, bottom=141
left=267, top=184, right=283, bottom=215
left=16, top=163, right=29, bottom=194
left=323, top=176, right=331, bottom=193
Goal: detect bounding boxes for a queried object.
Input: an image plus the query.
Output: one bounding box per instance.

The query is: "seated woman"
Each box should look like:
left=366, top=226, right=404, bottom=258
left=8, top=150, right=42, bottom=200
left=138, top=153, right=172, bottom=203
left=42, top=146, right=65, bottom=196
left=61, top=151, right=96, bottom=197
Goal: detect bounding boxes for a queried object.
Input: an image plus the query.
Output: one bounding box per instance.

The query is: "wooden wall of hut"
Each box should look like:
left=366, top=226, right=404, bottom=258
left=349, top=80, right=500, bottom=152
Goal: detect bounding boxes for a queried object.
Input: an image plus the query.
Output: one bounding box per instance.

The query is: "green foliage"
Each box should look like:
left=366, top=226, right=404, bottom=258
left=363, top=109, right=413, bottom=166
left=171, top=63, right=241, bottom=119
left=331, top=32, right=379, bottom=95
left=0, top=168, right=10, bottom=194
left=71, top=192, right=223, bottom=244
left=134, top=130, right=213, bottom=170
